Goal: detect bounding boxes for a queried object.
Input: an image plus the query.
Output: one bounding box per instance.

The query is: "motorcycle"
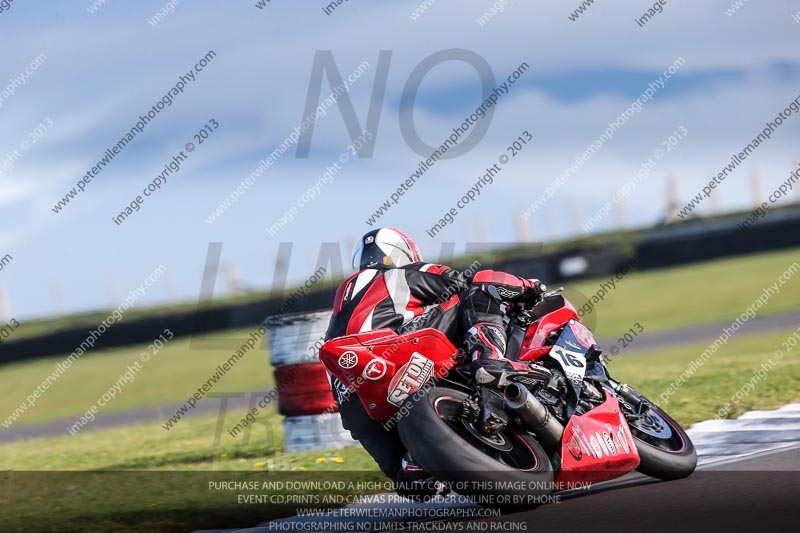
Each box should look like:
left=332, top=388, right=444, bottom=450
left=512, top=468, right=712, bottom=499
left=320, top=287, right=696, bottom=509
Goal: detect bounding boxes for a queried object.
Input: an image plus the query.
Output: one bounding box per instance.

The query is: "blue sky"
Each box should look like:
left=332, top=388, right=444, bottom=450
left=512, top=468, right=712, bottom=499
left=1, top=0, right=799, bottom=319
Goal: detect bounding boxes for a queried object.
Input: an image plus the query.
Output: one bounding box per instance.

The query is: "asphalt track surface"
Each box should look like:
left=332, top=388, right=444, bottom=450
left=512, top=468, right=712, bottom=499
left=0, top=391, right=258, bottom=443
left=462, top=447, right=800, bottom=533
left=597, top=308, right=800, bottom=355
left=3, top=309, right=798, bottom=445
left=204, top=404, right=800, bottom=533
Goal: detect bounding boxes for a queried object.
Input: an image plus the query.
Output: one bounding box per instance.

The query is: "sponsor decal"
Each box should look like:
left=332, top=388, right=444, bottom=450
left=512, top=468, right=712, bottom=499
left=332, top=378, right=351, bottom=404
left=566, top=431, right=583, bottom=461
left=589, top=435, right=603, bottom=458
left=495, top=286, right=520, bottom=299
left=616, top=417, right=633, bottom=454
left=566, top=373, right=583, bottom=386
left=565, top=339, right=583, bottom=350
left=387, top=352, right=435, bottom=406
left=511, top=375, right=539, bottom=386
left=343, top=281, right=354, bottom=302
left=338, top=351, right=358, bottom=370
left=573, top=423, right=596, bottom=458
left=603, top=431, right=617, bottom=455
left=596, top=432, right=611, bottom=456
left=363, top=359, right=388, bottom=381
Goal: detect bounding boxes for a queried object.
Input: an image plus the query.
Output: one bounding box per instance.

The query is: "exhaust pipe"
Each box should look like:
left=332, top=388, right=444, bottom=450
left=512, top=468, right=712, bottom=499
left=504, top=382, right=564, bottom=452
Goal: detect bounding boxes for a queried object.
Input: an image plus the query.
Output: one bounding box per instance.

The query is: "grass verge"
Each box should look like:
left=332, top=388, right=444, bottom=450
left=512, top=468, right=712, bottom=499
left=0, top=329, right=273, bottom=426
left=1, top=326, right=798, bottom=531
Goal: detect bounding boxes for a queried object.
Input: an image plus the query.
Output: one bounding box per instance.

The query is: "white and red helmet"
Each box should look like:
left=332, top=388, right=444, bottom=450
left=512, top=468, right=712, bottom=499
left=351, top=228, right=422, bottom=272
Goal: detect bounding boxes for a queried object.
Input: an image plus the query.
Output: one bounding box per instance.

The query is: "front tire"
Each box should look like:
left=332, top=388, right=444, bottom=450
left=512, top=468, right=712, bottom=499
left=627, top=402, right=697, bottom=480
left=397, top=385, right=553, bottom=511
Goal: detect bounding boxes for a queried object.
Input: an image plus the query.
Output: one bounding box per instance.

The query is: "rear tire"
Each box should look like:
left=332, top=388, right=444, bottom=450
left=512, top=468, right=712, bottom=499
left=397, top=385, right=553, bottom=511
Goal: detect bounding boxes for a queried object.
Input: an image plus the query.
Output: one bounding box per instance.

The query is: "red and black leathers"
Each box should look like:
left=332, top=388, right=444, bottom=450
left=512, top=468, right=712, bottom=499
left=325, top=262, right=538, bottom=478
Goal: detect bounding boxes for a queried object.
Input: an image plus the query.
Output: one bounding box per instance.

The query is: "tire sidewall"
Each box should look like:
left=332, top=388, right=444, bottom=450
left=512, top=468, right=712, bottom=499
left=397, top=384, right=554, bottom=510
left=633, top=405, right=697, bottom=480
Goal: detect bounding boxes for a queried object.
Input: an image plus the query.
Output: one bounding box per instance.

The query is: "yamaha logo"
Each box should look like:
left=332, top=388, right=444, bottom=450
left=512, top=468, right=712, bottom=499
left=337, top=351, right=358, bottom=370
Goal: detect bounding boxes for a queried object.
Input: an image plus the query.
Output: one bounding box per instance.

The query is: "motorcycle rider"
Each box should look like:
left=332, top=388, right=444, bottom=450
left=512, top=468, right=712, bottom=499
left=324, top=228, right=546, bottom=494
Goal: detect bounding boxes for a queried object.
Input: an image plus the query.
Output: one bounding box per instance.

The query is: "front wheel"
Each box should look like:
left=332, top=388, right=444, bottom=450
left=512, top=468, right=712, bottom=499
left=397, top=385, right=553, bottom=511
left=624, top=396, right=697, bottom=480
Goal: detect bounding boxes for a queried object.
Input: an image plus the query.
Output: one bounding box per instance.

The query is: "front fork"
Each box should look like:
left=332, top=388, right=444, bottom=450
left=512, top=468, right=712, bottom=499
left=603, top=377, right=651, bottom=417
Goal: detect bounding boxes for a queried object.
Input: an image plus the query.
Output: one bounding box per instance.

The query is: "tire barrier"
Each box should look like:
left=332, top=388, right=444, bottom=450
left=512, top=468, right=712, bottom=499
left=283, top=413, right=357, bottom=453
left=275, top=363, right=338, bottom=417
left=265, top=310, right=359, bottom=453
left=266, top=310, right=331, bottom=366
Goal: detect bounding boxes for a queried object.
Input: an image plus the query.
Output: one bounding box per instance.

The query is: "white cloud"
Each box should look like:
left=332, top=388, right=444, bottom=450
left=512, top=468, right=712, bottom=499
left=1, top=0, right=798, bottom=317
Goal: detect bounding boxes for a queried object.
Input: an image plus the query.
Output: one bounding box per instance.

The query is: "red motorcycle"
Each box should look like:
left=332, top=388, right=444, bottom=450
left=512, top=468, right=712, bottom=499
left=320, top=288, right=696, bottom=509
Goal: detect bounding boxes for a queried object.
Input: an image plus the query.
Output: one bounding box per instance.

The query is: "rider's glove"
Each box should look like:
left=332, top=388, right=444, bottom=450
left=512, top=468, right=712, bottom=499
left=522, top=278, right=547, bottom=303
left=472, top=270, right=547, bottom=303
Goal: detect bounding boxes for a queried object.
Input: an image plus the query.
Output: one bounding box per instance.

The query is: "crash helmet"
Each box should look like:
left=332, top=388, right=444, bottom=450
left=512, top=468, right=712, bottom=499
left=350, top=228, right=422, bottom=272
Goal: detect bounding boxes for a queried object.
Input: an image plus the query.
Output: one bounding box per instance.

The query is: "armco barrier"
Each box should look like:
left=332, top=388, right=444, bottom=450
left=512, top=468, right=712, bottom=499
left=0, top=289, right=336, bottom=365
left=264, top=311, right=359, bottom=453
left=636, top=208, right=800, bottom=269
left=8, top=211, right=798, bottom=365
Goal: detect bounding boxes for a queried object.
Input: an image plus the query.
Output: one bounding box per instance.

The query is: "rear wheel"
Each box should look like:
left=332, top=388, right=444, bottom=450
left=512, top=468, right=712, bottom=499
left=625, top=399, right=697, bottom=480
left=397, top=385, right=553, bottom=511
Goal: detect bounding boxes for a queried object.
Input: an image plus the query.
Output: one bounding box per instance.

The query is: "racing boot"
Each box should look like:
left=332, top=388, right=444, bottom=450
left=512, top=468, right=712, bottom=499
left=466, top=322, right=530, bottom=387
left=393, top=453, right=442, bottom=502
left=466, top=323, right=550, bottom=388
